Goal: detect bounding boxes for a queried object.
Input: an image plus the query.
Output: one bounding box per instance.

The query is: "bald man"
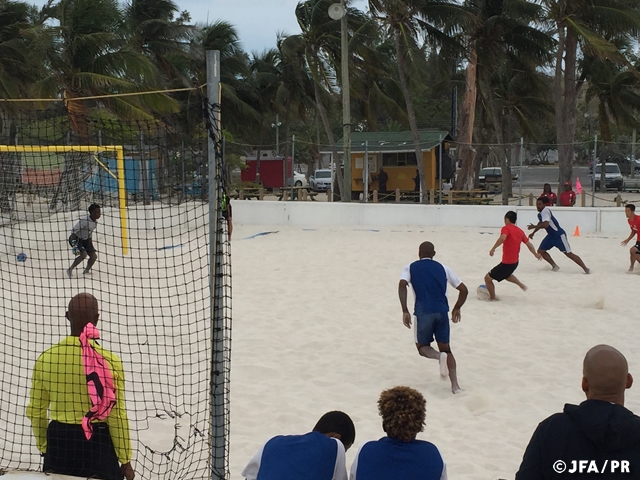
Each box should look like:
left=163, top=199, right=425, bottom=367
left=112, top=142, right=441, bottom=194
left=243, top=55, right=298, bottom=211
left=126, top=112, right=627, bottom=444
left=26, top=293, right=134, bottom=480
left=399, top=241, right=468, bottom=394
left=516, top=345, right=640, bottom=479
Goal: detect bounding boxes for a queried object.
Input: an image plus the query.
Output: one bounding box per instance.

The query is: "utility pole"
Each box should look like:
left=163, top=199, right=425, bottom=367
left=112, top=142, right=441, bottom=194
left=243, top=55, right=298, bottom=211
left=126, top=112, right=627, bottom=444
left=340, top=0, right=351, bottom=201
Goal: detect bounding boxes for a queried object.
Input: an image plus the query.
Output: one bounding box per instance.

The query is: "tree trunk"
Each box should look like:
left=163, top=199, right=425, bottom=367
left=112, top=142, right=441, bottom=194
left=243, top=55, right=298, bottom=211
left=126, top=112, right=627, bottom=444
left=556, top=25, right=578, bottom=195
left=394, top=29, right=427, bottom=202
left=313, top=79, right=343, bottom=199
left=481, top=70, right=511, bottom=205
left=455, top=41, right=478, bottom=190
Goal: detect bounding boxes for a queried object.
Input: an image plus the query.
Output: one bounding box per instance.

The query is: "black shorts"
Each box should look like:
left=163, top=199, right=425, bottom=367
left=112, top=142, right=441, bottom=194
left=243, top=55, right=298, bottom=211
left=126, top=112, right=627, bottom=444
left=489, top=262, right=518, bottom=282
left=43, top=421, right=123, bottom=480
left=80, top=238, right=95, bottom=254
left=634, top=242, right=640, bottom=253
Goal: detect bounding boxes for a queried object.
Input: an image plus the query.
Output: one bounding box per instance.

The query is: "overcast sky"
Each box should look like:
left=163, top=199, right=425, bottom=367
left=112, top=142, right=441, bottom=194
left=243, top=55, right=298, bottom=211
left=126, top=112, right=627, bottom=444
left=29, top=0, right=369, bottom=53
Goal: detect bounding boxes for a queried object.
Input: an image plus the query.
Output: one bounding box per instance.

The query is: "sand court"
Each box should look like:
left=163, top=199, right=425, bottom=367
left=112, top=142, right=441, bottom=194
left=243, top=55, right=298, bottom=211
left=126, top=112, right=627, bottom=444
left=230, top=223, right=639, bottom=479
left=1, top=204, right=638, bottom=479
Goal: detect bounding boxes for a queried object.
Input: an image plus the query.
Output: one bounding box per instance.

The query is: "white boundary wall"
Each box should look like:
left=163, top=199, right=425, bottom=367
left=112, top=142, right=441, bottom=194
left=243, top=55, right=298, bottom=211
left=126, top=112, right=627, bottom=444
left=234, top=201, right=630, bottom=234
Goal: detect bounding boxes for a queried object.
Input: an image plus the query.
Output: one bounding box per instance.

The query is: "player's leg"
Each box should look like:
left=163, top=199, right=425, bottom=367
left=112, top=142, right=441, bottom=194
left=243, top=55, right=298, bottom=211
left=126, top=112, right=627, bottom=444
left=82, top=240, right=97, bottom=274
left=558, top=234, right=589, bottom=273
left=505, top=275, right=527, bottom=291
left=68, top=251, right=87, bottom=277
left=484, top=273, right=497, bottom=300
left=415, top=313, right=446, bottom=379
left=434, top=313, right=459, bottom=392
left=538, top=236, right=559, bottom=270
left=630, top=244, right=640, bottom=271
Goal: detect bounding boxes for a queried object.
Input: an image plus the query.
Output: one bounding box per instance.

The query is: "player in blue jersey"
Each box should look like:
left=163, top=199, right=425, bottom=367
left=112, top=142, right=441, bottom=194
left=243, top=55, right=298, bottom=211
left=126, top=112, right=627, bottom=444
left=241, top=411, right=355, bottom=480
left=398, top=242, right=468, bottom=394
left=527, top=197, right=590, bottom=274
left=350, top=386, right=447, bottom=480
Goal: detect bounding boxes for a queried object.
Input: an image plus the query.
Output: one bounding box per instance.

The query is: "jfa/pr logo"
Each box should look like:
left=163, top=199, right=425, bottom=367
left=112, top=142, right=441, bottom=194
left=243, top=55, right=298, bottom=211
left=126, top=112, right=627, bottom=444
left=553, top=460, right=630, bottom=474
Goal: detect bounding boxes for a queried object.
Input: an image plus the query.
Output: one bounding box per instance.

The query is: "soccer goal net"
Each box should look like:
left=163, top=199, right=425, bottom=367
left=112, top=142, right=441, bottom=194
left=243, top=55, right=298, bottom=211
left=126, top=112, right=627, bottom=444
left=0, top=102, right=231, bottom=480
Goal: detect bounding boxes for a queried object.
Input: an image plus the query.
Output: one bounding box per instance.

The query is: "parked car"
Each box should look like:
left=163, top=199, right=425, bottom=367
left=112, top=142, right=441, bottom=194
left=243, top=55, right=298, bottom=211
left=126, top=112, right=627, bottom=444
left=285, top=171, right=308, bottom=187
left=592, top=163, right=623, bottom=191
left=309, top=169, right=332, bottom=191
left=478, top=167, right=518, bottom=190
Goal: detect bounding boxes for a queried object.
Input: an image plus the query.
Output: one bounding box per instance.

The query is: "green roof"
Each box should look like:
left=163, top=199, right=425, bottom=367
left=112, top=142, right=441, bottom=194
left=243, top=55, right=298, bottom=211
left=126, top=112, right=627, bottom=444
left=323, top=130, right=452, bottom=153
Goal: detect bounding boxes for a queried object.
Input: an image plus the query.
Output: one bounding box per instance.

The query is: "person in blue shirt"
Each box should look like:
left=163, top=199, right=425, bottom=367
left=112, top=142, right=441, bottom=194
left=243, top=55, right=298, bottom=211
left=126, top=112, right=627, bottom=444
left=398, top=242, right=468, bottom=394
left=350, top=386, right=447, bottom=480
left=242, top=411, right=355, bottom=480
left=527, top=197, right=590, bottom=274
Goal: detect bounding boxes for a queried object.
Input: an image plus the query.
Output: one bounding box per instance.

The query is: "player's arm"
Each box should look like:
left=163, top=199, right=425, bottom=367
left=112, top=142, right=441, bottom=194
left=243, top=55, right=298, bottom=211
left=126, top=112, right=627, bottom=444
left=451, top=283, right=468, bottom=323
left=525, top=241, right=542, bottom=260
left=398, top=279, right=412, bottom=328
left=25, top=358, right=49, bottom=454
left=105, top=357, right=134, bottom=479
left=621, top=229, right=636, bottom=246
left=489, top=234, right=507, bottom=257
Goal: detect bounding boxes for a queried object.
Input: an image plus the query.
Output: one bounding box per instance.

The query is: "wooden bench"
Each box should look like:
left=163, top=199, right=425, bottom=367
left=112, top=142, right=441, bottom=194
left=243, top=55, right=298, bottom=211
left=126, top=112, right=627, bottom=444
left=444, top=190, right=493, bottom=205
left=232, top=187, right=264, bottom=200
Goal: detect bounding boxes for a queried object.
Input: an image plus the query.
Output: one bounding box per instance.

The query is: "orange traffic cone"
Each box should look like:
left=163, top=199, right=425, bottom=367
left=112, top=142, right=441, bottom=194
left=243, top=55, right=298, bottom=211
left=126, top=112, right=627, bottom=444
left=574, top=226, right=580, bottom=237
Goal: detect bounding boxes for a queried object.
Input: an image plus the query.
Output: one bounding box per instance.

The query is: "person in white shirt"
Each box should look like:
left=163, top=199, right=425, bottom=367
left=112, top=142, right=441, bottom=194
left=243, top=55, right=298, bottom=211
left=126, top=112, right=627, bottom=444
left=242, top=411, right=355, bottom=480
left=67, top=204, right=101, bottom=278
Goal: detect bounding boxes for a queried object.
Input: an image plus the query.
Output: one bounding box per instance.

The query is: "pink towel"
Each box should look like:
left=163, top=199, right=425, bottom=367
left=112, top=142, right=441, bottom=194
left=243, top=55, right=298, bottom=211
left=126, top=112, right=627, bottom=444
left=79, top=323, right=117, bottom=440
left=576, top=177, right=583, bottom=194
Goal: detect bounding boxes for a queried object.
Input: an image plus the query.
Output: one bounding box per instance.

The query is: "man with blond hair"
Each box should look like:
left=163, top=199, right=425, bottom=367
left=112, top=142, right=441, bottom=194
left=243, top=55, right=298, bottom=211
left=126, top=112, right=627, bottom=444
left=350, top=386, right=447, bottom=480
left=516, top=345, right=640, bottom=479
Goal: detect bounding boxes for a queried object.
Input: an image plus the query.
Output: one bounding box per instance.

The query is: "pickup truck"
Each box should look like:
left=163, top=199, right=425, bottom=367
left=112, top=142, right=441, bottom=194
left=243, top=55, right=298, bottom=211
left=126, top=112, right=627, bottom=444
left=478, top=167, right=519, bottom=191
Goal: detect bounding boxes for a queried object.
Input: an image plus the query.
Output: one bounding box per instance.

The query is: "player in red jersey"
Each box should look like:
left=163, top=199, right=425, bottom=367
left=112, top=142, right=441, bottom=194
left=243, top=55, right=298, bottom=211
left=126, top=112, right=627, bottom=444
left=485, top=211, right=541, bottom=300
left=621, top=203, right=640, bottom=272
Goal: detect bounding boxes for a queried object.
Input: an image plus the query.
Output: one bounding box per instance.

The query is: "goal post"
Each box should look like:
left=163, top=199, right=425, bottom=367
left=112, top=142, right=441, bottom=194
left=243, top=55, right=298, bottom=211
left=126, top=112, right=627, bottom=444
left=0, top=144, right=129, bottom=255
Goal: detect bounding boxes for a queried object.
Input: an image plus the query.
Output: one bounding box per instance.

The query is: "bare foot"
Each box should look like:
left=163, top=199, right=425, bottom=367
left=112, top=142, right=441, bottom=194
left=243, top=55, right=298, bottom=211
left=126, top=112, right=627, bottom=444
left=628, top=267, right=634, bottom=273
left=584, top=268, right=590, bottom=274
left=452, top=386, right=462, bottom=394
left=489, top=296, right=499, bottom=301
left=552, top=265, right=560, bottom=272
left=520, top=284, right=528, bottom=292
left=439, top=352, right=449, bottom=381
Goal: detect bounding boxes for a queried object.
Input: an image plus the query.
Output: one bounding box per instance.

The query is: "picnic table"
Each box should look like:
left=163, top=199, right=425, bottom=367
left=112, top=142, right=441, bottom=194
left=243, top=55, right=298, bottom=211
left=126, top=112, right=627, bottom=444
left=277, top=186, right=319, bottom=201
left=443, top=189, right=493, bottom=205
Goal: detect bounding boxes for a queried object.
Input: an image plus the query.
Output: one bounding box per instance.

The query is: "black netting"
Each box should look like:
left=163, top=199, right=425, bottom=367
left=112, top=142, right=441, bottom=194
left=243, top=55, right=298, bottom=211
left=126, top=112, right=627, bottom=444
left=0, top=102, right=231, bottom=480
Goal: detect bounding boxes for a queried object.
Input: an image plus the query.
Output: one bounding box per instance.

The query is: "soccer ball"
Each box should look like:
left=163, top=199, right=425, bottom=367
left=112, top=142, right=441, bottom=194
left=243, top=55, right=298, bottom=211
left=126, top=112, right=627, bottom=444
left=477, top=284, right=490, bottom=301
left=16, top=252, right=27, bottom=262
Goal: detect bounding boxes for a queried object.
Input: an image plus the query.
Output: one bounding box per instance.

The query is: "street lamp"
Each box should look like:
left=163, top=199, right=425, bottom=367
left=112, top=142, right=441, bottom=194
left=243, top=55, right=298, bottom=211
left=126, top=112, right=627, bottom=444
left=271, top=114, right=282, bottom=155
left=329, top=1, right=351, bottom=201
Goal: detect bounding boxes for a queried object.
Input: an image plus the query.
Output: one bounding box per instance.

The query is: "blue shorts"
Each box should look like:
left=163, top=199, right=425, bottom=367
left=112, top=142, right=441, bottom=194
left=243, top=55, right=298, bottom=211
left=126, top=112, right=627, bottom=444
left=539, top=233, right=571, bottom=253
left=414, top=312, right=450, bottom=345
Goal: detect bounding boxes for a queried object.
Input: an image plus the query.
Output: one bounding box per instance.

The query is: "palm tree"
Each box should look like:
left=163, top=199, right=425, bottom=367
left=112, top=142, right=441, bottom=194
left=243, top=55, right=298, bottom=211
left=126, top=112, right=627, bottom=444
left=370, top=0, right=465, bottom=202
left=282, top=0, right=347, bottom=200
left=33, top=0, right=178, bottom=130
left=456, top=0, right=553, bottom=199
left=542, top=0, right=640, bottom=188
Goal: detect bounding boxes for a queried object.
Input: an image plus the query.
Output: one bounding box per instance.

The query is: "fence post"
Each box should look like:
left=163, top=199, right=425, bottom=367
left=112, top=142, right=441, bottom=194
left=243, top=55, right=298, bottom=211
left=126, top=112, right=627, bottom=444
left=430, top=189, right=435, bottom=205
left=616, top=194, right=622, bottom=207
left=373, top=190, right=378, bottom=203
left=448, top=190, right=453, bottom=204
left=529, top=193, right=534, bottom=206
left=239, top=189, right=245, bottom=200
left=395, top=188, right=400, bottom=203
left=302, top=189, right=308, bottom=201
left=327, top=189, right=332, bottom=202
left=259, top=187, right=264, bottom=200
left=581, top=191, right=586, bottom=207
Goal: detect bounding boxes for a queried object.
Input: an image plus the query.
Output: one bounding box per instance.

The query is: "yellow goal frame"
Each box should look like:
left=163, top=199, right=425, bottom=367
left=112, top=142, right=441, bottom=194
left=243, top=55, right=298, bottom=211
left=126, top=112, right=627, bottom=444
left=0, top=145, right=129, bottom=255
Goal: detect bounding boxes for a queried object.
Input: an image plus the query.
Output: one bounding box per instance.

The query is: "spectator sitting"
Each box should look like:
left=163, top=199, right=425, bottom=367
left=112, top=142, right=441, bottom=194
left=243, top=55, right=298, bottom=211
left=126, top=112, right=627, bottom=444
left=350, top=386, right=447, bottom=480
left=242, top=411, right=355, bottom=480
left=559, top=182, right=576, bottom=207
left=516, top=345, right=640, bottom=479
left=540, top=183, right=557, bottom=206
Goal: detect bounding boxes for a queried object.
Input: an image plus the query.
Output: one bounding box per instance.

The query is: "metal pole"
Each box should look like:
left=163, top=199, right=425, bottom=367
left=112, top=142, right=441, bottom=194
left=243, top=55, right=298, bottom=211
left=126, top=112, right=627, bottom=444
left=206, top=49, right=226, bottom=480
left=364, top=141, right=369, bottom=203
left=592, top=134, right=597, bottom=207
left=291, top=135, right=295, bottom=200
left=275, top=114, right=280, bottom=155
left=519, top=137, right=523, bottom=206
left=341, top=0, right=351, bottom=202
left=438, top=134, right=443, bottom=204
left=632, top=128, right=636, bottom=179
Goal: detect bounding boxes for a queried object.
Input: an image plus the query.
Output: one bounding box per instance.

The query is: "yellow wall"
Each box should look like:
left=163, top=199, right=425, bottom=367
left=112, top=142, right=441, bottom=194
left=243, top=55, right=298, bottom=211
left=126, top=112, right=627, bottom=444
left=351, top=149, right=437, bottom=192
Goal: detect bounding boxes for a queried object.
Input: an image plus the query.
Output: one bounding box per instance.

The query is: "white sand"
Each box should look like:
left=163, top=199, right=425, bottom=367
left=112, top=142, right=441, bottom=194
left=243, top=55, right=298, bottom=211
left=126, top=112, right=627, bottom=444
left=230, top=224, right=640, bottom=480
left=2, top=204, right=638, bottom=480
